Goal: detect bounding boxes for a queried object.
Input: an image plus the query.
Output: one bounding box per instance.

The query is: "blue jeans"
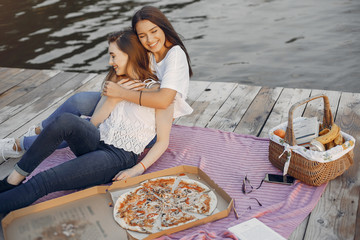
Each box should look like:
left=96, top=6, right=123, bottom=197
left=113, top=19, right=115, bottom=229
left=21, top=92, right=157, bottom=150
left=0, top=113, right=137, bottom=213
left=21, top=92, right=101, bottom=150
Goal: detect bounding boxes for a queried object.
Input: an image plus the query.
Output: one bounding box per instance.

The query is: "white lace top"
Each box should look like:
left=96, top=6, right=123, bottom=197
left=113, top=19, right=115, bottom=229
left=98, top=101, right=155, bottom=154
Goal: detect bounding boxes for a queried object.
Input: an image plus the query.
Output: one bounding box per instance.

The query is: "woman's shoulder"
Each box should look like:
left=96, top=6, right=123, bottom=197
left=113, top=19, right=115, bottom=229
left=168, top=45, right=185, bottom=55
left=163, top=45, right=186, bottom=63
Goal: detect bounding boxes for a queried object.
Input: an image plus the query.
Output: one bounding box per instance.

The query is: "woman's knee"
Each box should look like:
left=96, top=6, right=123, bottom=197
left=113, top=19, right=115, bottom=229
left=49, top=113, right=88, bottom=138
left=54, top=113, right=78, bottom=129
left=54, top=113, right=96, bottom=136
left=67, top=92, right=101, bottom=116
left=59, top=93, right=84, bottom=116
left=67, top=92, right=86, bottom=106
left=52, top=113, right=99, bottom=153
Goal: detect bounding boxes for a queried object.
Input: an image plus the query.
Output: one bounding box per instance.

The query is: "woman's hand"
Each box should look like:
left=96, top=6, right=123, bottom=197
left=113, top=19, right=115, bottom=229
left=118, top=79, right=145, bottom=90
left=103, top=80, right=145, bottom=97
left=112, top=165, right=144, bottom=181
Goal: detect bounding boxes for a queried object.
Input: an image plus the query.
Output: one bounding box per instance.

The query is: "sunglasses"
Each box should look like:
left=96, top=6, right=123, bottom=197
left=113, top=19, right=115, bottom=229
left=233, top=175, right=264, bottom=219
left=242, top=175, right=264, bottom=194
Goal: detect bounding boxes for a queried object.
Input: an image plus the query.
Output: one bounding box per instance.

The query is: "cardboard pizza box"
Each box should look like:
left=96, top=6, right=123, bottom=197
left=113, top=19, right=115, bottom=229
left=2, top=165, right=233, bottom=240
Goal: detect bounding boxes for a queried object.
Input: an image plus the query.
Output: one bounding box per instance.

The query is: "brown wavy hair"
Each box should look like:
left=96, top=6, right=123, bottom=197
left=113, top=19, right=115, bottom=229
left=104, top=29, right=158, bottom=83
left=132, top=6, right=193, bottom=77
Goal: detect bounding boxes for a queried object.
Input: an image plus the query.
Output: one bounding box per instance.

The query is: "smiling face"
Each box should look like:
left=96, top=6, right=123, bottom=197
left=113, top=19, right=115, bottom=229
left=108, top=42, right=129, bottom=76
left=135, top=20, right=168, bottom=62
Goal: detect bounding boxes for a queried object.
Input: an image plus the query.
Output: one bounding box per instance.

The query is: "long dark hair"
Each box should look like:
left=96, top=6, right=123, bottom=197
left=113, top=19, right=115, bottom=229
left=104, top=29, right=158, bottom=83
left=132, top=6, right=193, bottom=77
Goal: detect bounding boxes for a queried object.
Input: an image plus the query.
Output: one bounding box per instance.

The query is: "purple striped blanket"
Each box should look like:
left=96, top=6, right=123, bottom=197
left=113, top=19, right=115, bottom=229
left=26, top=125, right=327, bottom=239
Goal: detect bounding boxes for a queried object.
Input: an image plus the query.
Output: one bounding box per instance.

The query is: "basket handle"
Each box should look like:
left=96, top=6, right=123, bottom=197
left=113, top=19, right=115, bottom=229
left=284, top=94, right=334, bottom=146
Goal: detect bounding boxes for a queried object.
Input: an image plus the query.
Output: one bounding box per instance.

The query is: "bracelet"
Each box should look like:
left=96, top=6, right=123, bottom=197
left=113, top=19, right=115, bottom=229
left=140, top=162, right=146, bottom=171
left=139, top=91, right=143, bottom=106
left=146, top=82, right=155, bottom=89
left=144, top=79, right=158, bottom=89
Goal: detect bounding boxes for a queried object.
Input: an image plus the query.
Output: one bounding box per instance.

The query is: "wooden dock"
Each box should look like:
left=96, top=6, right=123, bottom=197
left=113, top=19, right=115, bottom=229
left=0, top=66, right=359, bottom=240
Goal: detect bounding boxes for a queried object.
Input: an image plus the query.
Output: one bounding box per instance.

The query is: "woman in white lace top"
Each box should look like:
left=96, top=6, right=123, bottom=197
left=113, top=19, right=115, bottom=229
left=0, top=29, right=179, bottom=214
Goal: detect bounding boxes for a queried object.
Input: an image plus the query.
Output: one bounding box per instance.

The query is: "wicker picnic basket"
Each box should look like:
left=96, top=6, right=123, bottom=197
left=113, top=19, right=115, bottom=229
left=268, top=94, right=354, bottom=186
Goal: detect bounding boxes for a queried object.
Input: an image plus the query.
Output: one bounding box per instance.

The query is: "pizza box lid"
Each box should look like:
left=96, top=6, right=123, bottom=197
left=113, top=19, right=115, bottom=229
left=1, top=165, right=233, bottom=240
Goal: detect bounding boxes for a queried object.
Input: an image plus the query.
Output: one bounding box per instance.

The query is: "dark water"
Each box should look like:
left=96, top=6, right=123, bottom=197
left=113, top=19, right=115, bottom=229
left=0, top=0, right=359, bottom=92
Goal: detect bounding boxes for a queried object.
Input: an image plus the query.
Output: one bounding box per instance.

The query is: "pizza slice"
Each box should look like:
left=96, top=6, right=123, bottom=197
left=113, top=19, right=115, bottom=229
left=175, top=191, right=217, bottom=215
left=173, top=179, right=217, bottom=215
left=173, top=179, right=209, bottom=199
left=141, top=176, right=177, bottom=199
left=160, top=203, right=197, bottom=230
left=114, top=186, right=162, bottom=233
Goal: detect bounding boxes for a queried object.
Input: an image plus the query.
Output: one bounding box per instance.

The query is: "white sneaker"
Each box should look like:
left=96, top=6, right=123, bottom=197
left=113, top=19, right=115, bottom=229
left=24, top=125, right=38, bottom=137
left=0, top=138, right=24, bottom=162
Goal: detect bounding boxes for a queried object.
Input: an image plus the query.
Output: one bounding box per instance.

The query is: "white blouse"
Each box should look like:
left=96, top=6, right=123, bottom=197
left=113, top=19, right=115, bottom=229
left=98, top=101, right=155, bottom=154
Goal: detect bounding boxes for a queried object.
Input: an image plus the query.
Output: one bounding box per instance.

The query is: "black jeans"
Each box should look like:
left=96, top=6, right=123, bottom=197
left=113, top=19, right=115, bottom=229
left=0, top=113, right=137, bottom=213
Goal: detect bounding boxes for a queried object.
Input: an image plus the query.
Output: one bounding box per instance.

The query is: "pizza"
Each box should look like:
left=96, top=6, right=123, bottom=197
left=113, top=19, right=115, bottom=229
left=173, top=179, right=216, bottom=215
left=114, top=186, right=162, bottom=233
left=160, top=203, right=197, bottom=230
left=141, top=176, right=176, bottom=199
left=113, top=176, right=217, bottom=233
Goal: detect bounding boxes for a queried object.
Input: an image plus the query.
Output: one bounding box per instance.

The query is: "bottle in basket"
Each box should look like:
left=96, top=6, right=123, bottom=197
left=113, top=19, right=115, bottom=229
left=309, top=139, right=325, bottom=151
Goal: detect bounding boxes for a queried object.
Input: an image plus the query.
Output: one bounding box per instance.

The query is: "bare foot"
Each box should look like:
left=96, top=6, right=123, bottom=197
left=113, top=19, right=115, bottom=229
left=12, top=139, right=22, bottom=152
left=7, top=170, right=25, bottom=185
left=35, top=126, right=41, bottom=135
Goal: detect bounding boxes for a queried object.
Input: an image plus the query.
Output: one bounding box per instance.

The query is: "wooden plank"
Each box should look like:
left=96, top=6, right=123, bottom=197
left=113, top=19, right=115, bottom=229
left=0, top=68, right=24, bottom=85
left=0, top=158, right=18, bottom=180
left=289, top=217, right=310, bottom=240
left=357, top=196, right=360, bottom=240
left=7, top=74, right=105, bottom=139
left=234, top=86, right=283, bottom=136
left=0, top=70, right=60, bottom=108
left=173, top=80, right=211, bottom=125
left=0, top=73, right=96, bottom=138
left=175, top=81, right=237, bottom=127
left=302, top=89, right=342, bottom=119
left=206, top=84, right=261, bottom=132
left=0, top=69, right=40, bottom=95
left=75, top=73, right=105, bottom=92
left=303, top=91, right=360, bottom=240
left=0, top=71, right=78, bottom=125
left=0, top=67, right=10, bottom=73
left=0, top=67, right=24, bottom=79
left=185, top=80, right=212, bottom=105
left=258, top=88, right=312, bottom=138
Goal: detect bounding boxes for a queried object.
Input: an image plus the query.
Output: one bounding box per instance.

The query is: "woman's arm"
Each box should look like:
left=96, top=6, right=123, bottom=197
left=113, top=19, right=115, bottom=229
left=103, top=81, right=176, bottom=109
left=90, top=79, right=155, bottom=127
left=113, top=103, right=174, bottom=181
left=90, top=96, right=122, bottom=127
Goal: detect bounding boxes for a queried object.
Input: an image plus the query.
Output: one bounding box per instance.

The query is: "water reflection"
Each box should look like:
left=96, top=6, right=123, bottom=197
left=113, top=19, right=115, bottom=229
left=0, top=0, right=359, bottom=92
left=0, top=0, right=206, bottom=72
